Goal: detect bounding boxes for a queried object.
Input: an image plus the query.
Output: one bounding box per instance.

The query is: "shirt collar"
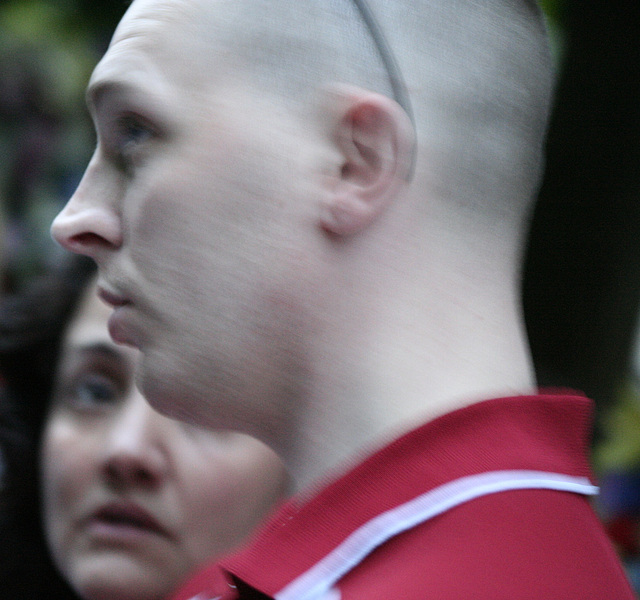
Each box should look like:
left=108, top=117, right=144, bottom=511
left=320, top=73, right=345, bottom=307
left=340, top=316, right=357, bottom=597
left=180, top=393, right=596, bottom=600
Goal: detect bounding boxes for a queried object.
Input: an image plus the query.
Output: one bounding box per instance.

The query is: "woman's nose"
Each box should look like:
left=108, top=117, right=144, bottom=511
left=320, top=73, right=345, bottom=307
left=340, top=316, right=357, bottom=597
left=102, top=392, right=169, bottom=489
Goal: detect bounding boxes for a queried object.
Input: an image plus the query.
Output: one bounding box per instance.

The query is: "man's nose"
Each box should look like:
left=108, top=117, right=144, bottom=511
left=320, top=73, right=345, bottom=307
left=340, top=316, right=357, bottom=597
left=51, top=156, right=122, bottom=261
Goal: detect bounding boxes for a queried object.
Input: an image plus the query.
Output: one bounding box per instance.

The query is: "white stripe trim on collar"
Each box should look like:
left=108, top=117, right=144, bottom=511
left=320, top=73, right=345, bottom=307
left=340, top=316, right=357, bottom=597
left=275, top=470, right=598, bottom=600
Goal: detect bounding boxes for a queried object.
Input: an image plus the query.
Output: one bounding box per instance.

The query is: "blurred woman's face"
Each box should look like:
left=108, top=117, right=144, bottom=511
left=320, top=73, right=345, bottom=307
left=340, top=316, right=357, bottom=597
left=41, top=281, right=288, bottom=600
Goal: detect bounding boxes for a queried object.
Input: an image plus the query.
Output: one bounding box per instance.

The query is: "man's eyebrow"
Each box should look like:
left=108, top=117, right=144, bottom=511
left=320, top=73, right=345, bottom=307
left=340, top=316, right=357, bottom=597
left=85, top=78, right=134, bottom=113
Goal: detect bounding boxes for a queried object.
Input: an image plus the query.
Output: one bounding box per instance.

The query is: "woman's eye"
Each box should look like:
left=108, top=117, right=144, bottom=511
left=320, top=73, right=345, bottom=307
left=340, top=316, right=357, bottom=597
left=66, top=373, right=121, bottom=410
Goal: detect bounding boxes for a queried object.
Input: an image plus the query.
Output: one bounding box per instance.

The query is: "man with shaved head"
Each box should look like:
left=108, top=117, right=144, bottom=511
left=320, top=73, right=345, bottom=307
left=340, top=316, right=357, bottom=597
left=52, top=0, right=633, bottom=598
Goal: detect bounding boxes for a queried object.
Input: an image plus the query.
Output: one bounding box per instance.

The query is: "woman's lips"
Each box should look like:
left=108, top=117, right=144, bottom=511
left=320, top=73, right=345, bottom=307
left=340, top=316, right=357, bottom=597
left=88, top=502, right=169, bottom=540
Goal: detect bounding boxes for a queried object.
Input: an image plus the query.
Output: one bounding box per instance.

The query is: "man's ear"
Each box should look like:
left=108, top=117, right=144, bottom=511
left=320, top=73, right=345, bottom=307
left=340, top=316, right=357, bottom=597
left=320, top=87, right=414, bottom=236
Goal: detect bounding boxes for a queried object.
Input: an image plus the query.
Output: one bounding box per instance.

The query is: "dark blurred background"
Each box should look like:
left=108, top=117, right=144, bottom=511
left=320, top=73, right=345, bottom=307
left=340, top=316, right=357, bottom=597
left=525, top=0, right=640, bottom=413
left=0, top=0, right=126, bottom=289
left=1, top=0, right=640, bottom=587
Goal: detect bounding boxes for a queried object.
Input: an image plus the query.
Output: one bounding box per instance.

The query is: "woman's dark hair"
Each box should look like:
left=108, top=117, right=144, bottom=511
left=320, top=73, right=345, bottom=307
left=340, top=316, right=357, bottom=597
left=0, top=254, right=96, bottom=599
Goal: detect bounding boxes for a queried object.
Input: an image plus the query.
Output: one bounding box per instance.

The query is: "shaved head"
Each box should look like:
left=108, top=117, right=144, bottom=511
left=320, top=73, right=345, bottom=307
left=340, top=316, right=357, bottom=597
left=113, top=0, right=553, bottom=228
left=53, top=0, right=554, bottom=459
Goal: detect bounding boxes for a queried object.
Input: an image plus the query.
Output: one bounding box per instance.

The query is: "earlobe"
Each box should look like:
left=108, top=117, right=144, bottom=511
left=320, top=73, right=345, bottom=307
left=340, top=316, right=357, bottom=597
left=320, top=87, right=414, bottom=236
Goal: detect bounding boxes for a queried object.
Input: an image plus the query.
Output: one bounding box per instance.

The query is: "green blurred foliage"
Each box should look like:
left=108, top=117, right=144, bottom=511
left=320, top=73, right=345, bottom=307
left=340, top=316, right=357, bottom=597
left=540, top=0, right=565, bottom=22
left=0, top=0, right=126, bottom=290
left=540, top=0, right=568, bottom=68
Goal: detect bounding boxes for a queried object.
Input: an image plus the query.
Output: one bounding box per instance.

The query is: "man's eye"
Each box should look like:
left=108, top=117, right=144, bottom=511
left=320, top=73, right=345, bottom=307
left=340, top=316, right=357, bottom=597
left=120, top=116, right=151, bottom=145
left=115, top=115, right=154, bottom=164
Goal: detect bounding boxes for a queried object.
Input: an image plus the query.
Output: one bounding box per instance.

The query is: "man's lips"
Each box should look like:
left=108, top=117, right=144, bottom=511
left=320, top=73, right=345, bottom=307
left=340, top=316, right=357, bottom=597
left=88, top=502, right=169, bottom=538
left=98, top=286, right=139, bottom=347
left=98, top=286, right=130, bottom=309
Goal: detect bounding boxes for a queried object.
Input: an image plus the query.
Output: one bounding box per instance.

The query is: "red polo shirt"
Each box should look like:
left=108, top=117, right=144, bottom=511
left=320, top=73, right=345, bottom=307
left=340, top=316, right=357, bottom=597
left=173, top=394, right=634, bottom=600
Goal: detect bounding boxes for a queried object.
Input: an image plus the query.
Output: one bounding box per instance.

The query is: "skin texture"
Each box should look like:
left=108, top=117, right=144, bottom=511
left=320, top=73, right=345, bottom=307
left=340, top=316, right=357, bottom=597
left=41, top=281, right=287, bottom=600
left=52, top=1, right=323, bottom=448
left=51, top=0, right=551, bottom=492
left=50, top=0, right=415, bottom=457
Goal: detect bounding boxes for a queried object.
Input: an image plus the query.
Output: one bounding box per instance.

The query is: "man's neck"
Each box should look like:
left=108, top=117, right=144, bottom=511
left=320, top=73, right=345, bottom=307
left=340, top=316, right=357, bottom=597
left=283, top=290, right=536, bottom=496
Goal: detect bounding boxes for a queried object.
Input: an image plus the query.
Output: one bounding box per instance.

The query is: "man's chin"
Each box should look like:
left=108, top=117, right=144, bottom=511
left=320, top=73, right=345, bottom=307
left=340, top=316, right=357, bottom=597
left=136, top=364, right=199, bottom=425
left=134, top=360, right=171, bottom=414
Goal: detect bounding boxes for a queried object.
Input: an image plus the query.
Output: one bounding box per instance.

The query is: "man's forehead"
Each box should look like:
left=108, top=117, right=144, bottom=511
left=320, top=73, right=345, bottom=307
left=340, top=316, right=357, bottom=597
left=111, top=0, right=234, bottom=48
left=88, top=0, right=207, bottom=110
left=107, top=0, right=184, bottom=57
left=89, top=0, right=239, bottom=106
left=87, top=43, right=160, bottom=113
left=112, top=0, right=194, bottom=43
